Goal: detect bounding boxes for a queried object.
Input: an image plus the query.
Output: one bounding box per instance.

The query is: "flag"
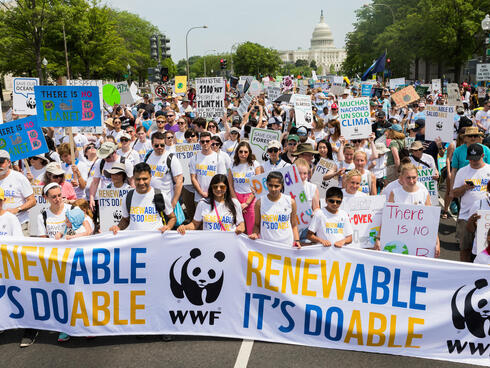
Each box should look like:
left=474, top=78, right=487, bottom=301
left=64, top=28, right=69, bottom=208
left=174, top=76, right=187, bottom=94
left=361, top=52, right=387, bottom=81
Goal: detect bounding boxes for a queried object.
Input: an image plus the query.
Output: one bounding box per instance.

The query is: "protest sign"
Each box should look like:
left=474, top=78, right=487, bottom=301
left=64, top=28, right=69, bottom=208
left=154, top=85, right=167, bottom=99
left=294, top=94, right=313, bottom=129
left=330, top=85, right=344, bottom=96
left=380, top=203, right=440, bottom=257
left=431, top=79, right=441, bottom=93
left=262, top=77, right=270, bottom=87
left=0, top=231, right=488, bottom=367
left=417, top=167, right=438, bottom=205
left=389, top=78, right=405, bottom=90
left=415, top=85, right=429, bottom=98
left=250, top=165, right=311, bottom=230
left=0, top=116, right=48, bottom=160
left=249, top=127, right=281, bottom=163
left=425, top=105, right=455, bottom=143
left=475, top=210, right=490, bottom=256
left=338, top=97, right=371, bottom=140
left=195, top=77, right=225, bottom=119
left=391, top=86, right=420, bottom=107
left=476, top=63, right=490, bottom=82
left=447, top=83, right=463, bottom=106
left=130, top=82, right=139, bottom=101
left=282, top=76, right=294, bottom=92
left=102, top=81, right=134, bottom=106
left=98, top=186, right=131, bottom=232
left=67, top=79, right=104, bottom=126
left=175, top=76, right=187, bottom=94
left=360, top=83, right=373, bottom=97
left=343, top=195, right=385, bottom=248
left=13, top=77, right=39, bottom=115
left=267, top=86, right=281, bottom=102
left=174, top=143, right=201, bottom=183
left=0, top=101, right=3, bottom=124
left=248, top=80, right=262, bottom=96
left=237, top=92, right=253, bottom=117
left=478, top=86, right=487, bottom=99
left=27, top=185, right=49, bottom=236
left=311, top=158, right=339, bottom=198
left=34, top=86, right=101, bottom=127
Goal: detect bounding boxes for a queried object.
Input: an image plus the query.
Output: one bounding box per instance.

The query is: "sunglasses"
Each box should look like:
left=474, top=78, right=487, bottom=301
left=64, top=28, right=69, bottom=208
left=200, top=140, right=211, bottom=144
left=208, top=125, right=216, bottom=128
left=52, top=174, right=64, bottom=179
left=211, top=143, right=221, bottom=147
left=165, top=136, right=174, bottom=140
left=268, top=148, right=279, bottom=153
left=189, top=134, right=196, bottom=138
left=178, top=122, right=186, bottom=125
left=230, top=131, right=239, bottom=135
left=113, top=121, right=121, bottom=124
left=120, top=138, right=130, bottom=142
left=467, top=135, right=480, bottom=138
left=167, top=114, right=175, bottom=117
left=288, top=142, right=297, bottom=146
left=0, top=158, right=8, bottom=164
left=352, top=140, right=362, bottom=144
left=212, top=184, right=227, bottom=190
left=157, top=120, right=165, bottom=123
left=238, top=150, right=249, bottom=154
left=153, top=143, right=165, bottom=148
left=327, top=199, right=342, bottom=205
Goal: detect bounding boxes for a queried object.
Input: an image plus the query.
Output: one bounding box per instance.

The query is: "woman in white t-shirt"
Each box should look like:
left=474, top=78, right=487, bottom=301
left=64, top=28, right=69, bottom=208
left=228, top=141, right=264, bottom=234
left=353, top=151, right=376, bottom=195
left=222, top=128, right=240, bottom=157
left=24, top=154, right=48, bottom=186
left=37, top=183, right=72, bottom=238
left=0, top=187, right=23, bottom=236
left=117, top=132, right=141, bottom=166
left=178, top=174, right=245, bottom=234
left=133, top=126, right=153, bottom=161
left=249, top=171, right=300, bottom=248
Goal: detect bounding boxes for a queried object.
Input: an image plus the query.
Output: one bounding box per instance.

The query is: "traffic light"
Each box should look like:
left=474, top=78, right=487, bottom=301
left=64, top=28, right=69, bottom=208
left=223, top=59, right=228, bottom=69
left=220, top=59, right=226, bottom=70
left=160, top=35, right=171, bottom=60
left=150, top=35, right=158, bottom=61
left=161, top=67, right=169, bottom=82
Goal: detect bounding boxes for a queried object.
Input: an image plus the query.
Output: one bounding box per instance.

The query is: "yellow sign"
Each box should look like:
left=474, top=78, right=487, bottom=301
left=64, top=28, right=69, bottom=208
left=174, top=76, right=187, bottom=94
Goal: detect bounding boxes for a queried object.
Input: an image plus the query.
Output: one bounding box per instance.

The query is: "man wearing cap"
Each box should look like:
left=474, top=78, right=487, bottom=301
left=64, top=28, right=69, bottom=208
left=409, top=141, right=439, bottom=180
left=0, top=150, right=36, bottom=234
left=451, top=127, right=490, bottom=174
left=89, top=142, right=134, bottom=210
left=412, top=102, right=426, bottom=122
left=451, top=143, right=490, bottom=262
left=263, top=140, right=290, bottom=173
left=475, top=100, right=490, bottom=133
left=281, top=135, right=299, bottom=164
left=372, top=110, right=390, bottom=140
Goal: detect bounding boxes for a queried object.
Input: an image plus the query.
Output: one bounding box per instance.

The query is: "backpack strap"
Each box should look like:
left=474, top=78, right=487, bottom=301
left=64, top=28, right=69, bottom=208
left=153, top=188, right=167, bottom=225
left=99, top=159, right=106, bottom=173
left=125, top=189, right=135, bottom=216
left=143, top=149, right=154, bottom=163
left=41, top=209, right=47, bottom=230
left=166, top=153, right=175, bottom=184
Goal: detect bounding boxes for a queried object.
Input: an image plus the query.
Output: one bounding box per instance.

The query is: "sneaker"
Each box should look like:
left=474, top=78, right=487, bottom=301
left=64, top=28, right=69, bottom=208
left=58, top=332, right=70, bottom=342
left=20, top=329, right=38, bottom=348
left=161, top=335, right=174, bottom=342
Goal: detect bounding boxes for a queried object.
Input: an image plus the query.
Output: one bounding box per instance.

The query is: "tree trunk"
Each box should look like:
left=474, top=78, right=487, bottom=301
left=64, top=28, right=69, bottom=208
left=35, top=45, right=42, bottom=84
left=425, top=60, right=430, bottom=82
left=414, top=57, right=419, bottom=81
left=454, top=63, right=461, bottom=83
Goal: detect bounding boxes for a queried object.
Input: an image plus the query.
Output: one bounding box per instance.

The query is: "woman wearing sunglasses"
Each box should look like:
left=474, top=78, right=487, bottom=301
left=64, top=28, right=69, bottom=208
left=175, top=118, right=188, bottom=143
left=177, top=174, right=244, bottom=234
left=228, top=142, right=263, bottom=234
left=42, top=162, right=77, bottom=201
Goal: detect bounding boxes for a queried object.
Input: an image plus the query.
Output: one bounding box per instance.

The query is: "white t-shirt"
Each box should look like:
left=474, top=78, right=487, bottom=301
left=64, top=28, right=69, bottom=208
left=475, top=109, right=490, bottom=131
left=23, top=166, right=46, bottom=186
left=230, top=161, right=261, bottom=194
left=93, top=156, right=134, bottom=189
left=309, top=207, right=353, bottom=244
left=108, top=129, right=124, bottom=143
left=37, top=204, right=71, bottom=238
left=0, top=170, right=34, bottom=224
left=0, top=211, right=23, bottom=236
left=189, top=151, right=227, bottom=201
left=453, top=164, right=490, bottom=220
left=217, top=151, right=232, bottom=171
left=61, top=159, right=90, bottom=199
left=260, top=194, right=293, bottom=246
left=262, top=159, right=290, bottom=173
left=117, top=148, right=141, bottom=166
left=222, top=140, right=239, bottom=157
left=121, top=188, right=173, bottom=231
left=410, top=153, right=436, bottom=170
left=175, top=131, right=186, bottom=144
left=145, top=151, right=183, bottom=199
left=194, top=198, right=244, bottom=231
left=382, top=179, right=425, bottom=199
left=391, top=185, right=429, bottom=205
left=133, top=140, right=153, bottom=161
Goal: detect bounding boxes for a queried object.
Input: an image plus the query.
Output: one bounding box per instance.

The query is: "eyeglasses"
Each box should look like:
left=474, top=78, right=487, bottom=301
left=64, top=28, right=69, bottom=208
left=288, top=142, right=297, bottom=146
left=411, top=148, right=423, bottom=152
left=212, top=184, right=227, bottom=190
left=157, top=120, right=165, bottom=123
left=153, top=143, right=165, bottom=148
left=327, top=199, right=342, bottom=205
left=167, top=114, right=175, bottom=118
left=211, top=143, right=221, bottom=147
left=230, top=131, right=239, bottom=135
left=120, top=138, right=130, bottom=142
left=189, top=134, right=196, bottom=138
left=200, top=140, right=211, bottom=144
left=208, top=125, right=216, bottom=128
left=268, top=148, right=279, bottom=153
left=352, top=140, right=362, bottom=144
left=113, top=121, right=121, bottom=124
left=0, top=158, right=8, bottom=164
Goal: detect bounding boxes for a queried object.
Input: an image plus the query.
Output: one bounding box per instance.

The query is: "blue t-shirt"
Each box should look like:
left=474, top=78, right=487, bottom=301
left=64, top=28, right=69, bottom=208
left=142, top=119, right=153, bottom=132
left=412, top=111, right=426, bottom=122
left=451, top=143, right=490, bottom=170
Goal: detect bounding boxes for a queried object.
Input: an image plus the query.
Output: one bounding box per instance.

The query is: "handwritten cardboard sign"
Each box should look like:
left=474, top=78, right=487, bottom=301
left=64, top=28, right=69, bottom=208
left=391, top=86, right=420, bottom=107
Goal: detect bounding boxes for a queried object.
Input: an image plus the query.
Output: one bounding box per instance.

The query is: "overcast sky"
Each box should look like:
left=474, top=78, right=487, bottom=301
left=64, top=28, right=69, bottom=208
left=107, top=0, right=367, bottom=62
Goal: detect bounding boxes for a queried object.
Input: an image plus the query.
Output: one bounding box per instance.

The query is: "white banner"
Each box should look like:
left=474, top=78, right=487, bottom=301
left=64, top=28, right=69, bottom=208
left=476, top=64, right=490, bottom=82
left=344, top=195, right=385, bottom=249
left=425, top=105, right=455, bottom=143
left=294, top=94, right=313, bottom=129
left=13, top=77, right=39, bottom=115
left=310, top=158, right=339, bottom=199
left=28, top=185, right=48, bottom=236
left=174, top=143, right=201, bottom=184
left=237, top=92, right=253, bottom=117
left=249, top=127, right=281, bottom=163
left=267, top=86, right=281, bottom=102
left=476, top=210, right=490, bottom=256
left=109, top=81, right=135, bottom=106
left=389, top=78, right=405, bottom=90
left=447, top=83, right=463, bottom=107
left=431, top=79, right=442, bottom=93
left=380, top=203, right=440, bottom=258
left=195, top=77, right=225, bottom=119
left=98, top=186, right=130, bottom=232
left=338, top=97, right=371, bottom=140
left=0, top=232, right=488, bottom=366
left=248, top=80, right=263, bottom=97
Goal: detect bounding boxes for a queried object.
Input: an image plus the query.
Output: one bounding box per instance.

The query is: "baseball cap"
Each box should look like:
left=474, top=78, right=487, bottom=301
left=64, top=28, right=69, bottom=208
left=331, top=103, right=338, bottom=110
left=230, top=127, right=241, bottom=135
left=296, top=126, right=308, bottom=136
left=45, top=162, right=65, bottom=176
left=390, top=124, right=402, bottom=132
left=0, top=187, right=4, bottom=201
left=0, top=150, right=10, bottom=160
left=375, top=110, right=386, bottom=118
left=410, top=141, right=424, bottom=150
left=287, top=134, right=299, bottom=142
left=267, top=140, right=282, bottom=150
left=120, top=132, right=131, bottom=141
left=467, top=144, right=484, bottom=160
left=97, top=142, right=117, bottom=159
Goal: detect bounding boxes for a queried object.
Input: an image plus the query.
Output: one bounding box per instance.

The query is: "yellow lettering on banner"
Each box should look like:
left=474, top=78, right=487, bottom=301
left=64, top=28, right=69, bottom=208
left=366, top=312, right=387, bottom=346
left=39, top=247, right=71, bottom=283
left=301, top=259, right=318, bottom=297
left=114, top=291, right=128, bottom=325
left=388, top=315, right=402, bottom=347
left=321, top=261, right=351, bottom=300
left=281, top=257, right=301, bottom=294
left=0, top=244, right=20, bottom=280
left=264, top=253, right=281, bottom=292
left=246, top=251, right=263, bottom=287
left=405, top=317, right=424, bottom=348
left=21, top=246, right=38, bottom=281
left=93, top=291, right=111, bottom=326
left=130, top=290, right=145, bottom=324
left=71, top=292, right=89, bottom=326
left=344, top=310, right=364, bottom=345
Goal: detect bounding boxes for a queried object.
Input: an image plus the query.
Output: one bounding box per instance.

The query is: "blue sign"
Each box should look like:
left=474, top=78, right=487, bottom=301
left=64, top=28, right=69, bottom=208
left=0, top=116, right=48, bottom=161
left=361, top=83, right=373, bottom=97
left=34, top=86, right=101, bottom=127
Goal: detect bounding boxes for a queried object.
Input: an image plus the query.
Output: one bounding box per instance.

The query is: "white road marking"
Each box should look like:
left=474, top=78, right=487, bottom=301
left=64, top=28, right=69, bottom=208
left=234, top=339, right=254, bottom=368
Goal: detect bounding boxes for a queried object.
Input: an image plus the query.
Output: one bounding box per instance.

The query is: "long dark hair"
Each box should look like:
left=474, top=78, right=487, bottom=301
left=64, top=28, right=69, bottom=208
left=207, top=174, right=237, bottom=224
left=233, top=141, right=256, bottom=167
left=314, top=139, right=333, bottom=164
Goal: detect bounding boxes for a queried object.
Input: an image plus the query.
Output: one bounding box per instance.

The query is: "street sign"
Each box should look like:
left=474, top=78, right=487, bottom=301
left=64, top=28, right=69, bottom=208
left=155, top=85, right=167, bottom=99
left=476, top=63, right=490, bottom=81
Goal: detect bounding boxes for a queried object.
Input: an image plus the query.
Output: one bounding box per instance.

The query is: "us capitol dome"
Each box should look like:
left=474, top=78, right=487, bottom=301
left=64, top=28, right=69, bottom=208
left=279, top=10, right=346, bottom=73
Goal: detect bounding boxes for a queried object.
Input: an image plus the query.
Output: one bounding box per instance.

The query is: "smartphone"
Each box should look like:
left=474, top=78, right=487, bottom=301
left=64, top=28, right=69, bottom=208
left=465, top=180, right=475, bottom=186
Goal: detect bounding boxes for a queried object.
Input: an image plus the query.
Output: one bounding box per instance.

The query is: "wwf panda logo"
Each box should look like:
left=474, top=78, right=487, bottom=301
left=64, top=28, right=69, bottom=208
left=436, top=122, right=443, bottom=130
left=451, top=278, right=490, bottom=338
left=26, top=96, right=36, bottom=110
left=113, top=209, right=122, bottom=223
left=169, top=248, right=225, bottom=306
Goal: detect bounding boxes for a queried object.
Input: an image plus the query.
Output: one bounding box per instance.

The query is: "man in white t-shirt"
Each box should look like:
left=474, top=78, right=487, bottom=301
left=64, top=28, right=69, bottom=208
left=262, top=140, right=290, bottom=173
left=144, top=131, right=183, bottom=209
left=452, top=143, right=490, bottom=262
left=110, top=162, right=175, bottom=233
left=0, top=187, right=23, bottom=236
left=0, top=150, right=36, bottom=234
left=189, top=131, right=227, bottom=202
left=475, top=101, right=490, bottom=133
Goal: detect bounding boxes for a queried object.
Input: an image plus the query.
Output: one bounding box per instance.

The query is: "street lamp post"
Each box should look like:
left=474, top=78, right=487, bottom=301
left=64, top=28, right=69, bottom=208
left=230, top=42, right=240, bottom=75
left=203, top=49, right=217, bottom=77
left=42, top=58, right=48, bottom=85
left=186, top=25, right=208, bottom=82
left=363, top=3, right=395, bottom=24
left=127, top=64, right=131, bottom=85
left=482, top=14, right=490, bottom=63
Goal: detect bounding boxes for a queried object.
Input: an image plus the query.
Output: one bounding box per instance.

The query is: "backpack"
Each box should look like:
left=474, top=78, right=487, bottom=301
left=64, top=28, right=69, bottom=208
left=143, top=150, right=178, bottom=184
left=125, top=188, right=169, bottom=226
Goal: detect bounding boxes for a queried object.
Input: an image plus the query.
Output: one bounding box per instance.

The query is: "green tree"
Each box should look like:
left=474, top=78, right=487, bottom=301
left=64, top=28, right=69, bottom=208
left=233, top=42, right=282, bottom=77
left=295, top=59, right=309, bottom=67
left=161, top=57, right=177, bottom=79
left=309, top=60, right=317, bottom=70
